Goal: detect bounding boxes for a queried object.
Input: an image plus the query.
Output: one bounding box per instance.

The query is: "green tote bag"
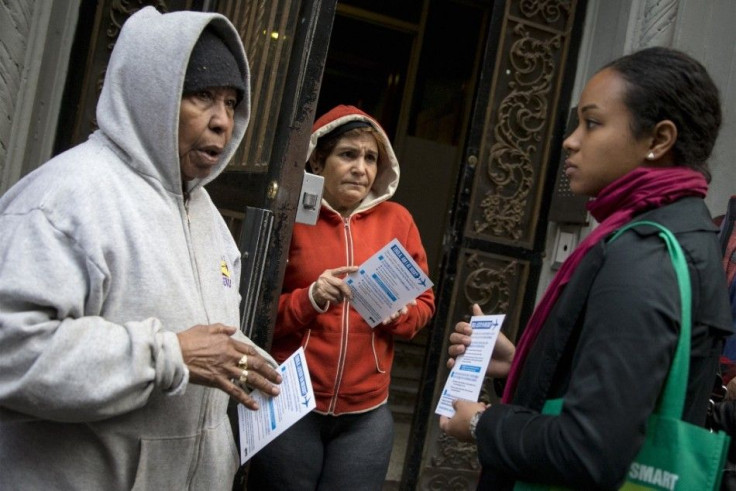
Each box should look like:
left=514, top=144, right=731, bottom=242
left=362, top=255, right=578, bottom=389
left=515, top=221, right=730, bottom=491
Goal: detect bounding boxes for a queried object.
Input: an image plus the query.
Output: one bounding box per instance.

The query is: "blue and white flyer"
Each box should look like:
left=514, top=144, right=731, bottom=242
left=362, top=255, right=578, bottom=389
left=435, top=314, right=506, bottom=418
left=346, top=238, right=434, bottom=328
left=238, top=347, right=315, bottom=462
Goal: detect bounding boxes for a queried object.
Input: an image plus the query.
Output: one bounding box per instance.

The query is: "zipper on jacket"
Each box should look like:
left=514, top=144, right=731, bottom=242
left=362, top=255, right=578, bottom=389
left=183, top=191, right=192, bottom=226
left=328, top=216, right=354, bottom=413
left=181, top=189, right=214, bottom=484
left=181, top=191, right=206, bottom=316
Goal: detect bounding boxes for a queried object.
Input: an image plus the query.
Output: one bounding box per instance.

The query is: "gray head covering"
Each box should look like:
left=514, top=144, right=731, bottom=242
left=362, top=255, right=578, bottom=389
left=184, top=27, right=246, bottom=103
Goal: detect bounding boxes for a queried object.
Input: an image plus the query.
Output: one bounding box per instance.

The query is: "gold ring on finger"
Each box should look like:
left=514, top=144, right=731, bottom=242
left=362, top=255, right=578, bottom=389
left=238, top=354, right=248, bottom=370
left=239, top=369, right=249, bottom=385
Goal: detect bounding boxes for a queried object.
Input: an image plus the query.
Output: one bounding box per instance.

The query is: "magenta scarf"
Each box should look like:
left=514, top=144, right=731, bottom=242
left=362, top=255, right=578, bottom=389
left=501, top=166, right=708, bottom=403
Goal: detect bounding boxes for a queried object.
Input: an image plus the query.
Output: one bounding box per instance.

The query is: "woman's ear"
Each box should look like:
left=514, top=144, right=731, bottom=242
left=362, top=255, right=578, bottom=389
left=647, top=120, right=678, bottom=162
left=309, top=154, right=322, bottom=174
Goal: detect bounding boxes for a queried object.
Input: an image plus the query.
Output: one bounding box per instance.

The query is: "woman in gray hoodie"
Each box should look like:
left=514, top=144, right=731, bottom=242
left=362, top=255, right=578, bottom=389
left=0, top=7, right=281, bottom=490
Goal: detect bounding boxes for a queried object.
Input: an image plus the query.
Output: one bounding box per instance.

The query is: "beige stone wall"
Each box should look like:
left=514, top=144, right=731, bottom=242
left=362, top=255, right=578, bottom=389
left=0, top=0, right=79, bottom=196
left=0, top=0, right=36, bottom=193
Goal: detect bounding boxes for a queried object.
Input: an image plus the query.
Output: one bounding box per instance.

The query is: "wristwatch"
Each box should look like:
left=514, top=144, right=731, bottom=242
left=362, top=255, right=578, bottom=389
left=469, top=410, right=484, bottom=440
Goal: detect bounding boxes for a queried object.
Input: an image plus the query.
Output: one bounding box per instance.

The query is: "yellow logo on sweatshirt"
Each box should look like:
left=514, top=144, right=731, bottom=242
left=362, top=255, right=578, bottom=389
left=221, top=259, right=232, bottom=288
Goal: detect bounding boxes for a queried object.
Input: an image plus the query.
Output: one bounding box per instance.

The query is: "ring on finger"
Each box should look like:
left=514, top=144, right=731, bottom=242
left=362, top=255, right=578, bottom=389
left=238, top=354, right=248, bottom=370
left=239, top=369, right=249, bottom=385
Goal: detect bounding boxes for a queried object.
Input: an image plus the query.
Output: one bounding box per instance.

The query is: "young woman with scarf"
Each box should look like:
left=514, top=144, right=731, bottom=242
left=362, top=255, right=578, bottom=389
left=440, top=47, right=733, bottom=489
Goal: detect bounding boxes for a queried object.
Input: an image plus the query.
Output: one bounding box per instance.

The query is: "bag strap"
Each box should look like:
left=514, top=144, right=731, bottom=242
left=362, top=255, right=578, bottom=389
left=609, top=220, right=691, bottom=419
left=718, top=195, right=736, bottom=256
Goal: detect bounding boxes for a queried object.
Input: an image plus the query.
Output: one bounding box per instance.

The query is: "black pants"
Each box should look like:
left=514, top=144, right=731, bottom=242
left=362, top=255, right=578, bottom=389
left=247, top=405, right=394, bottom=491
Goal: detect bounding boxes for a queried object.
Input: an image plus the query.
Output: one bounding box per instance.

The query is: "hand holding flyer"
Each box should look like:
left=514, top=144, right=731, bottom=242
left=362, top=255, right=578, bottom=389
left=435, top=314, right=505, bottom=417
left=237, top=347, right=315, bottom=462
left=345, top=238, right=433, bottom=328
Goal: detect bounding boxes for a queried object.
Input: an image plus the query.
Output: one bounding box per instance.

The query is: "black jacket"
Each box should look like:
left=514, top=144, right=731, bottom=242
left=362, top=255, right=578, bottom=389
left=476, top=197, right=733, bottom=490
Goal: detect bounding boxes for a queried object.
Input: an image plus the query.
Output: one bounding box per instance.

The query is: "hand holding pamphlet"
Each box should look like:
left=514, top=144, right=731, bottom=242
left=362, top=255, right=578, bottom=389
left=345, top=238, right=433, bottom=328
left=237, top=347, right=315, bottom=462
left=435, top=314, right=505, bottom=417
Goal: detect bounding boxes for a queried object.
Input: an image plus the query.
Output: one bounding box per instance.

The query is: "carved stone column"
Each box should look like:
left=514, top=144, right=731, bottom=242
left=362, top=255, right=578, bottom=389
left=626, top=0, right=679, bottom=51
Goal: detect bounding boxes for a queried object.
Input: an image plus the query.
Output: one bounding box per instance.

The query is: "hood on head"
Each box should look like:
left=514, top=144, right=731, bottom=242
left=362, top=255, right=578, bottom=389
left=308, top=105, right=400, bottom=212
left=96, top=6, right=251, bottom=194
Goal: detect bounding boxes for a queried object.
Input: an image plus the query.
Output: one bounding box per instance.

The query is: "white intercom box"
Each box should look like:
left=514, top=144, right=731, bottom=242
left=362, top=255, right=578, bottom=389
left=295, top=171, right=324, bottom=225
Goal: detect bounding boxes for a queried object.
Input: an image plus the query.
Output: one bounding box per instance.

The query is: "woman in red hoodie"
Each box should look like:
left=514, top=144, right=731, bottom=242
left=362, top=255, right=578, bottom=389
left=248, top=105, right=435, bottom=490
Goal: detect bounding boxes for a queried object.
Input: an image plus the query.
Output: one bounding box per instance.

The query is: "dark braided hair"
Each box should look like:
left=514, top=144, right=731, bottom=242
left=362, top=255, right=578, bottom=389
left=604, top=47, right=721, bottom=181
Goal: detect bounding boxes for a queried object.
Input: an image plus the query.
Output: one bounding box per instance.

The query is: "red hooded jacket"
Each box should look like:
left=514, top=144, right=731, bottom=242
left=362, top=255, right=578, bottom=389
left=272, top=105, right=435, bottom=414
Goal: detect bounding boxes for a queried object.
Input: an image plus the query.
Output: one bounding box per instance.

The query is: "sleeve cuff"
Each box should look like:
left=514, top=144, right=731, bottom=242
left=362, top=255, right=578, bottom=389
left=156, top=329, right=189, bottom=396
left=308, top=282, right=330, bottom=313
left=166, top=365, right=189, bottom=396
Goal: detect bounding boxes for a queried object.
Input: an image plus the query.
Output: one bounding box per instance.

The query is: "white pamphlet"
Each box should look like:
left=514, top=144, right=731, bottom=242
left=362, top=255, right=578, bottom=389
left=435, top=314, right=505, bottom=417
left=237, top=347, right=315, bottom=462
left=345, top=238, right=434, bottom=328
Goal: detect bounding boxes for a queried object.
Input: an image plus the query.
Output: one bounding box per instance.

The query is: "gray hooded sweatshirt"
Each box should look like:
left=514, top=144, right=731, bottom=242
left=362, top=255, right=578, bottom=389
left=0, top=7, right=265, bottom=490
